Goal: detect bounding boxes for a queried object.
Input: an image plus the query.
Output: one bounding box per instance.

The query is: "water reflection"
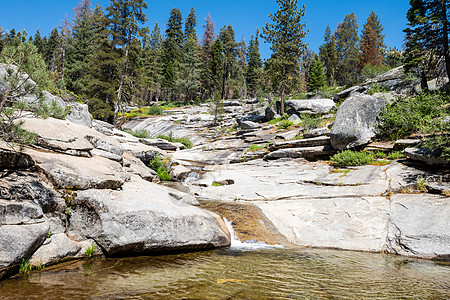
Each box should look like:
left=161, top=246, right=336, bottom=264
left=1, top=247, right=449, bottom=299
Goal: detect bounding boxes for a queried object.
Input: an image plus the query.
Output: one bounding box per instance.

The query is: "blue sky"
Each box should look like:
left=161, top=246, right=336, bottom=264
left=0, top=0, right=410, bottom=60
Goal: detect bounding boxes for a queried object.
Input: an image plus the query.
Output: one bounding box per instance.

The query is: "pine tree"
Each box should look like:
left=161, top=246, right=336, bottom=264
left=366, top=11, right=385, bottom=51
left=234, top=36, right=247, bottom=98
left=162, top=8, right=183, bottom=100
left=246, top=30, right=262, bottom=98
left=184, top=8, right=197, bottom=38
left=360, top=11, right=384, bottom=69
left=307, top=54, right=326, bottom=92
left=360, top=23, right=382, bottom=68
left=45, top=28, right=60, bottom=71
left=261, top=0, right=308, bottom=115
left=66, top=0, right=93, bottom=94
left=219, top=25, right=237, bottom=99
left=107, top=0, right=148, bottom=125
left=199, top=13, right=216, bottom=100
left=319, top=25, right=337, bottom=86
left=32, top=29, right=45, bottom=57
left=141, top=23, right=163, bottom=103
left=335, top=13, right=359, bottom=86
left=404, top=0, right=450, bottom=83
left=209, top=38, right=224, bottom=95
left=179, top=9, right=200, bottom=105
left=178, top=33, right=201, bottom=105
left=84, top=4, right=120, bottom=123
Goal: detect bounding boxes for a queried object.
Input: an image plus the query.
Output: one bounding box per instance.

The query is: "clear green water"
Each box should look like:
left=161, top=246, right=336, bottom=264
left=1, top=247, right=449, bottom=299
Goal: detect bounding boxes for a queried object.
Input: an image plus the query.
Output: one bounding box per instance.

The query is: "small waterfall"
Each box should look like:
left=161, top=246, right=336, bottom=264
left=223, top=217, right=283, bottom=251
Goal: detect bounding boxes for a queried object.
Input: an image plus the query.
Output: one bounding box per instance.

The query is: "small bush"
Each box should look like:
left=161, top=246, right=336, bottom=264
left=267, top=114, right=288, bottom=125
left=123, top=129, right=153, bottom=139
left=330, top=150, right=374, bottom=167
left=147, top=106, right=164, bottom=116
left=247, top=144, right=266, bottom=152
left=367, top=84, right=390, bottom=95
left=158, top=131, right=193, bottom=149
left=35, top=98, right=70, bottom=119
left=416, top=175, right=428, bottom=193
left=277, top=119, right=294, bottom=130
left=378, top=93, right=449, bottom=140
left=149, top=153, right=172, bottom=181
left=387, top=151, right=405, bottom=160
left=212, top=181, right=224, bottom=187
left=300, top=113, right=321, bottom=131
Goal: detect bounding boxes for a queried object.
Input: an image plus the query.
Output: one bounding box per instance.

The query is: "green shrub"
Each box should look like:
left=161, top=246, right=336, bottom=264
left=123, top=128, right=153, bottom=139
left=366, top=84, right=390, bottom=95
left=267, top=114, right=288, bottom=125
left=147, top=106, right=164, bottom=116
left=416, top=175, right=428, bottom=193
left=330, top=150, right=374, bottom=167
left=277, top=119, right=294, bottom=130
left=300, top=113, right=321, bottom=131
left=35, top=98, right=70, bottom=119
left=212, top=181, right=224, bottom=187
left=247, top=144, right=266, bottom=152
left=149, top=153, right=172, bottom=181
left=158, top=131, right=193, bottom=149
left=387, top=151, right=405, bottom=160
left=378, top=93, right=449, bottom=140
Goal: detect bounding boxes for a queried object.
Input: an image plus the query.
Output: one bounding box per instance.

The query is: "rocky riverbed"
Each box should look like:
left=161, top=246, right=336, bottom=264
left=0, top=65, right=449, bottom=280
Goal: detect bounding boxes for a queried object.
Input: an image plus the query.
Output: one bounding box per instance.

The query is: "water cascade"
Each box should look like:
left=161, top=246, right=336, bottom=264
left=223, top=217, right=284, bottom=251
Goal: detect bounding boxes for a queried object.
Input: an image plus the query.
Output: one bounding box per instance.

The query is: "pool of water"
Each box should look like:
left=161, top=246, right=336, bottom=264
left=1, top=247, right=449, bottom=299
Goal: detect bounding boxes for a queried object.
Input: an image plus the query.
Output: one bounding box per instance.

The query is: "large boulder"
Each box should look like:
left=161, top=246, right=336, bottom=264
left=286, top=99, right=336, bottom=115
left=0, top=222, right=49, bottom=271
left=67, top=177, right=231, bottom=255
left=330, top=93, right=390, bottom=150
left=66, top=102, right=93, bottom=128
left=404, top=147, right=449, bottom=166
left=26, top=149, right=128, bottom=190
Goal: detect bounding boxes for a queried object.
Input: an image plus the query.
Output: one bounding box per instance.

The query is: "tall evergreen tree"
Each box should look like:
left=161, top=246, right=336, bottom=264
left=366, top=11, right=385, bottom=51
left=219, top=25, right=237, bottom=99
left=142, top=23, right=163, bottom=103
left=107, top=0, right=148, bottom=125
left=335, top=13, right=360, bottom=86
left=360, top=11, right=384, bottom=68
left=45, top=28, right=60, bottom=71
left=209, top=38, right=224, bottom=95
left=84, top=4, right=120, bottom=123
left=234, top=36, right=247, bottom=99
left=404, top=0, right=450, bottom=83
left=246, top=30, right=262, bottom=97
left=319, top=25, right=337, bottom=86
left=261, top=0, right=308, bottom=115
left=184, top=8, right=197, bottom=38
left=32, top=29, right=45, bottom=57
left=307, top=54, right=326, bottom=91
left=178, top=8, right=200, bottom=105
left=199, top=13, right=216, bottom=99
left=66, top=0, right=93, bottom=94
left=162, top=8, right=183, bottom=99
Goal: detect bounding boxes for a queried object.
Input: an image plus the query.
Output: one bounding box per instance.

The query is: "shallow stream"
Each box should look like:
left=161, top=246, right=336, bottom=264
left=1, top=246, right=449, bottom=299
